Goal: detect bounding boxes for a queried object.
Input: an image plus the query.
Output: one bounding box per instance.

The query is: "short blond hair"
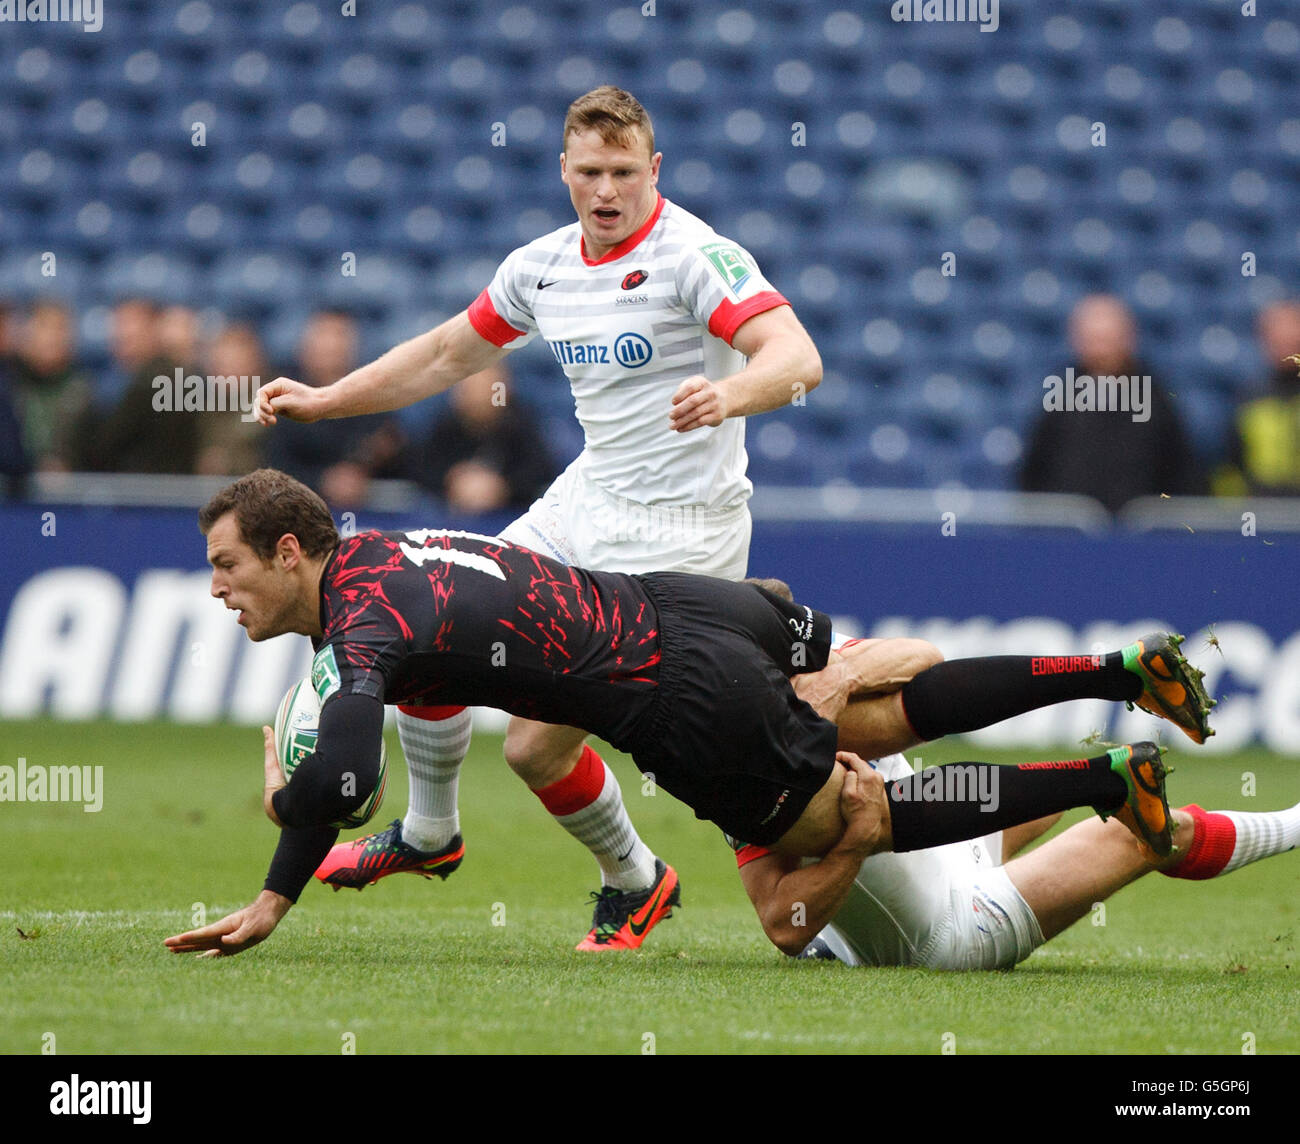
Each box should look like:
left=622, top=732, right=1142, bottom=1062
left=563, top=86, right=655, bottom=156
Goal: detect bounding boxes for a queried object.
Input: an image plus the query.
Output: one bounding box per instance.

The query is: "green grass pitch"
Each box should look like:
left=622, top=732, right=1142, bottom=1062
left=2, top=719, right=1297, bottom=1055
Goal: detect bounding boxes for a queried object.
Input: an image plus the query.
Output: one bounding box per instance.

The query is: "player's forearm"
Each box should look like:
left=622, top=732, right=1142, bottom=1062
left=761, top=848, right=863, bottom=956
left=264, top=822, right=340, bottom=901
left=835, top=638, right=944, bottom=698
left=715, top=330, right=822, bottom=420
left=317, top=329, right=465, bottom=418
left=256, top=889, right=295, bottom=923
left=793, top=638, right=941, bottom=725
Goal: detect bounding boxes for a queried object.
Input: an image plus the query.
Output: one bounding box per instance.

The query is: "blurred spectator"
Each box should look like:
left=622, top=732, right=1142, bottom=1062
left=159, top=305, right=204, bottom=372
left=0, top=382, right=29, bottom=495
left=100, top=296, right=161, bottom=399
left=82, top=297, right=200, bottom=473
left=407, top=363, right=556, bottom=513
left=1019, top=295, right=1204, bottom=513
left=0, top=306, right=29, bottom=495
left=11, top=300, right=92, bottom=471
left=195, top=323, right=269, bottom=476
left=1214, top=301, right=1300, bottom=497
left=0, top=300, right=15, bottom=364
left=267, top=310, right=403, bottom=506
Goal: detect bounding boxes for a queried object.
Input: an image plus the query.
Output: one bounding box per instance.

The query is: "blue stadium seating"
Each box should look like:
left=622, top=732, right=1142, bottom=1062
left=2, top=1, right=1287, bottom=488
left=99, top=249, right=197, bottom=307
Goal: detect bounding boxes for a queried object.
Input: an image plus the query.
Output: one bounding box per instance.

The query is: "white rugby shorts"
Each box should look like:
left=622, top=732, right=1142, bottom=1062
left=498, top=457, right=751, bottom=579
left=812, top=755, right=1045, bottom=971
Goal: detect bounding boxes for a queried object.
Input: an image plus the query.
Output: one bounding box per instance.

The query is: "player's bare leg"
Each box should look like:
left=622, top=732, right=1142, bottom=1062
left=793, top=637, right=940, bottom=754
left=1001, top=813, right=1063, bottom=861
left=771, top=743, right=1174, bottom=861
left=771, top=759, right=885, bottom=859
left=1005, top=812, right=1189, bottom=941
left=502, top=719, right=589, bottom=787
left=753, top=580, right=940, bottom=744
left=504, top=716, right=678, bottom=951
left=798, top=635, right=1214, bottom=760
left=1006, top=787, right=1300, bottom=942
left=832, top=691, right=922, bottom=757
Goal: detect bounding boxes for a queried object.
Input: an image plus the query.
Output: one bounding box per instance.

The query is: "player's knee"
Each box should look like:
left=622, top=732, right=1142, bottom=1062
left=503, top=723, right=577, bottom=786
left=502, top=723, right=539, bottom=774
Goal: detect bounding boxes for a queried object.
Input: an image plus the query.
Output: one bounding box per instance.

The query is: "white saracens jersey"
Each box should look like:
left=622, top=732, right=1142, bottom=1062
left=466, top=194, right=789, bottom=509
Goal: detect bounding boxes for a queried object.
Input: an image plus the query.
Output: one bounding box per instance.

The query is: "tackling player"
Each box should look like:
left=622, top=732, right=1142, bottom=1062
left=736, top=749, right=1300, bottom=970
left=165, top=471, right=1213, bottom=959
left=735, top=583, right=1245, bottom=969
left=253, top=86, right=821, bottom=950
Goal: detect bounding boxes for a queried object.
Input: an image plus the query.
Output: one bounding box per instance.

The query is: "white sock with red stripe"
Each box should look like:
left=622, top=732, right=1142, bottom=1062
left=396, top=705, right=472, bottom=851
left=1220, top=802, right=1300, bottom=873
left=1163, top=801, right=1300, bottom=880
left=533, top=745, right=656, bottom=892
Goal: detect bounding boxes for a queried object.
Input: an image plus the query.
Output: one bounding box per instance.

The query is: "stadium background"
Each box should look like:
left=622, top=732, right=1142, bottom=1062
left=2, top=0, right=1297, bottom=749
left=2, top=0, right=1299, bottom=1071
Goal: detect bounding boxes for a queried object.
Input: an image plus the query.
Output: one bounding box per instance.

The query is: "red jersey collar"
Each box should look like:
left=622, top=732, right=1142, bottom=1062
left=579, top=193, right=666, bottom=266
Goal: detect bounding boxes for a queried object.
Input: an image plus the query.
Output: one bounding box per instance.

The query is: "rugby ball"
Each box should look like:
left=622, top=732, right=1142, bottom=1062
left=273, top=677, right=387, bottom=830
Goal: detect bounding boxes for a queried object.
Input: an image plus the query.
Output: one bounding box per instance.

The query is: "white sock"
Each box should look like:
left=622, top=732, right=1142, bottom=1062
left=1220, top=802, right=1300, bottom=874
left=396, top=707, right=472, bottom=851
left=540, top=749, right=657, bottom=892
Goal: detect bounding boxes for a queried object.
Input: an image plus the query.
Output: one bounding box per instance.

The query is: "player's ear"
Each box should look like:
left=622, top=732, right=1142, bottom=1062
left=275, top=533, right=302, bottom=570
left=559, top=150, right=569, bottom=184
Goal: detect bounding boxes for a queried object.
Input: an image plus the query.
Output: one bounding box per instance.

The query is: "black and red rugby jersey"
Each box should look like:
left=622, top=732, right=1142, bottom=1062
left=311, top=529, right=662, bottom=749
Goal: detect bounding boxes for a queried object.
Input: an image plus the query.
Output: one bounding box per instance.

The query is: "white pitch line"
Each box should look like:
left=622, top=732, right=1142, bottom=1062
left=2, top=909, right=241, bottom=923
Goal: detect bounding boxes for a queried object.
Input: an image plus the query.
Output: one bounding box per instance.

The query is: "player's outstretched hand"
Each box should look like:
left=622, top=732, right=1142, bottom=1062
left=669, top=375, right=728, bottom=433
left=255, top=376, right=327, bottom=426
left=834, top=751, right=888, bottom=859
left=163, top=891, right=293, bottom=958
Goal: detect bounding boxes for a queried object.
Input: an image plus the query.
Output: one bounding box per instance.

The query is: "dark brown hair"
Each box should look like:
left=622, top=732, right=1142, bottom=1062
left=563, top=86, right=654, bottom=156
left=743, top=577, right=794, bottom=603
left=198, top=468, right=339, bottom=560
